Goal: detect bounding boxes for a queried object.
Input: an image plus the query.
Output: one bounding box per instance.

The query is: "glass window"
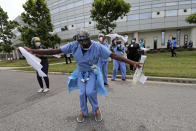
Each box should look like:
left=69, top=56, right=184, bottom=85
left=84, top=0, right=93, bottom=4
left=140, top=13, right=152, bottom=19
left=177, top=30, right=181, bottom=45
left=76, top=23, right=84, bottom=28
left=152, top=3, right=165, bottom=8
left=166, top=2, right=178, bottom=6
left=193, top=0, right=196, bottom=4
left=140, top=5, right=151, bottom=9
left=161, top=31, right=165, bottom=46
left=131, top=7, right=139, bottom=11
left=51, top=0, right=84, bottom=15
left=179, top=1, right=191, bottom=5
left=166, top=10, right=178, bottom=16
left=192, top=8, right=196, bottom=13
left=128, top=14, right=139, bottom=20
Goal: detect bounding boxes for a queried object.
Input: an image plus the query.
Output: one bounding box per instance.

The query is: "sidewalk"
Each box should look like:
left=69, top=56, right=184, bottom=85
left=2, top=67, right=195, bottom=84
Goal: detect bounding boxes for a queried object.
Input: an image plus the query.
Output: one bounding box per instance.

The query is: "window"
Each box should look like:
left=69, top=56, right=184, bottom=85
left=179, top=1, right=191, bottom=5
left=131, top=7, right=139, bottom=11
left=166, top=2, right=178, bottom=6
left=193, top=0, right=196, bottom=4
left=166, top=10, right=178, bottom=16
left=128, top=14, right=139, bottom=21
left=184, top=34, right=188, bottom=45
left=140, top=13, right=152, bottom=19
left=192, top=8, right=196, bottom=13
left=177, top=29, right=181, bottom=46
left=152, top=3, right=165, bottom=8
left=140, top=5, right=151, bottom=10
left=161, top=31, right=165, bottom=46
left=76, top=23, right=84, bottom=28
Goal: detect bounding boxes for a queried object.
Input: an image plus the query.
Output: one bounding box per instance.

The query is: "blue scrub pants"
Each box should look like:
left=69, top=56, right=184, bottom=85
left=112, top=60, right=126, bottom=79
left=79, top=72, right=98, bottom=116
left=99, top=61, right=108, bottom=84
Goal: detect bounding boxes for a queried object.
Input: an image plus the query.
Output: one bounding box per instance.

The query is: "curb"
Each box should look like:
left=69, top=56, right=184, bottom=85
left=107, top=75, right=196, bottom=84
left=10, top=70, right=196, bottom=84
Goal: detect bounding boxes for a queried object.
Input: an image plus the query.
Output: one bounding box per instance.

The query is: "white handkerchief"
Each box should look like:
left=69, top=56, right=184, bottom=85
left=53, top=55, right=61, bottom=58
left=18, top=47, right=47, bottom=77
left=139, top=74, right=147, bottom=84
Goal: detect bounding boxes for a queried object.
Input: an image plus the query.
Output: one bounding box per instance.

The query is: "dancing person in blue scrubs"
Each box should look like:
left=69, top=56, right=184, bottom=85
left=25, top=30, right=143, bottom=123
left=98, top=34, right=109, bottom=85
left=111, top=38, right=127, bottom=81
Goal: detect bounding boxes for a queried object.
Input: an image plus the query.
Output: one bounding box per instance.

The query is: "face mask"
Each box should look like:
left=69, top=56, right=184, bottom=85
left=99, top=37, right=103, bottom=42
left=78, top=39, right=91, bottom=49
left=35, top=42, right=41, bottom=47
left=132, top=40, right=135, bottom=43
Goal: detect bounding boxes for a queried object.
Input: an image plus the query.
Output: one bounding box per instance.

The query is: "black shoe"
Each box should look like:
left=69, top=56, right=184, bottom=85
left=104, top=83, right=108, bottom=86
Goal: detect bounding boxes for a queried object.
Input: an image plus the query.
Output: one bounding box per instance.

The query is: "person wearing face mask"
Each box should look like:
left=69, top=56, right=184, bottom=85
left=25, top=30, right=143, bottom=123
left=111, top=38, right=127, bottom=81
left=31, top=37, right=50, bottom=93
left=127, top=38, right=140, bottom=71
left=97, top=34, right=109, bottom=86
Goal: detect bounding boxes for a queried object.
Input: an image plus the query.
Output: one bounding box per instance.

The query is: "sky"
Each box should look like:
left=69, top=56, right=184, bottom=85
left=0, top=0, right=27, bottom=20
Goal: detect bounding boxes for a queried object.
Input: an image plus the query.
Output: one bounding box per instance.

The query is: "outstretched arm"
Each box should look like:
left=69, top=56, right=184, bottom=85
left=110, top=53, right=142, bottom=68
left=25, top=48, right=62, bottom=55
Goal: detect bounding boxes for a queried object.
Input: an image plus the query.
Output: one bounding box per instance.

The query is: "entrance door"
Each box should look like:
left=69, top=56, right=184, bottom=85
left=154, top=37, right=158, bottom=49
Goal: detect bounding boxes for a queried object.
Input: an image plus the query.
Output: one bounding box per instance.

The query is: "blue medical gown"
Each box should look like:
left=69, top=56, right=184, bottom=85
left=61, top=41, right=111, bottom=96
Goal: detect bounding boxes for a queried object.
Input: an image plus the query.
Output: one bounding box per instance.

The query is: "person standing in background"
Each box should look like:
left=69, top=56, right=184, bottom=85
left=111, top=38, right=127, bottom=81
left=170, top=37, right=177, bottom=57
left=64, top=53, right=72, bottom=64
left=31, top=37, right=50, bottom=93
left=127, top=38, right=141, bottom=71
left=98, top=34, right=109, bottom=85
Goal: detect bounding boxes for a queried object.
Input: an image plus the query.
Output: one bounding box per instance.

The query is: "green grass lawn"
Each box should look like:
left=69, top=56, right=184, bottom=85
left=4, top=50, right=196, bottom=78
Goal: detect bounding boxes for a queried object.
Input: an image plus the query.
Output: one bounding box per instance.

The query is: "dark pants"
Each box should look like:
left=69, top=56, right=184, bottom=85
left=65, top=56, right=72, bottom=64
left=36, top=63, right=49, bottom=88
left=128, top=54, right=140, bottom=71
left=171, top=48, right=177, bottom=57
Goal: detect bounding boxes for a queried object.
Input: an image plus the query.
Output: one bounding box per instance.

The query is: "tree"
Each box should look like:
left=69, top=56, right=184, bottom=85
left=186, top=13, right=196, bottom=24
left=18, top=0, right=61, bottom=48
left=0, top=6, right=18, bottom=61
left=90, top=0, right=131, bottom=35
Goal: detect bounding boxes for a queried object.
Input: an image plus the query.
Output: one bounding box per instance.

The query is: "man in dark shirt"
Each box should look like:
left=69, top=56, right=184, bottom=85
left=127, top=38, right=141, bottom=71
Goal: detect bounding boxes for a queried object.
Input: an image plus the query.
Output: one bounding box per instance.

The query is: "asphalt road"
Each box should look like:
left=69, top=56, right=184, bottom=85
left=0, top=70, right=196, bottom=131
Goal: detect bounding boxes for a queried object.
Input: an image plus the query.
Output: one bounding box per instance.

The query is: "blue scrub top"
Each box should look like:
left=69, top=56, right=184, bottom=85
left=60, top=40, right=112, bottom=72
left=112, top=44, right=125, bottom=56
left=99, top=41, right=109, bottom=62
left=170, top=40, right=176, bottom=48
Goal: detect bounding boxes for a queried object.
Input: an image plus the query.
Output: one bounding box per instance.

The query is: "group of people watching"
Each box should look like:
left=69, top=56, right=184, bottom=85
left=97, top=35, right=145, bottom=82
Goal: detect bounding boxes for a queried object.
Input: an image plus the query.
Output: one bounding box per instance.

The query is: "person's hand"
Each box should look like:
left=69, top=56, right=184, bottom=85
left=133, top=62, right=144, bottom=69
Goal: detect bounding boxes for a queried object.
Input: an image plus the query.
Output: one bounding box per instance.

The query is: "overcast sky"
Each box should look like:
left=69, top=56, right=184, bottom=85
left=0, top=0, right=27, bottom=20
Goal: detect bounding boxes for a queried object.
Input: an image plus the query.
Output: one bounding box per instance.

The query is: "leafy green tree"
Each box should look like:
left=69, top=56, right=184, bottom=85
left=18, top=0, right=61, bottom=48
left=90, top=0, right=131, bottom=34
left=186, top=13, right=196, bottom=24
left=0, top=6, right=18, bottom=61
